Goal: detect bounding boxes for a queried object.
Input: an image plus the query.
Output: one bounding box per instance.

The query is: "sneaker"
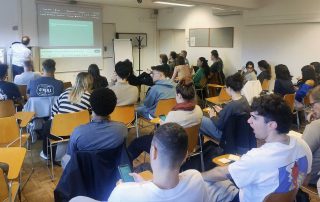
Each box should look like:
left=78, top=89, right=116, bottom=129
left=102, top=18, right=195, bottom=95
left=40, top=151, right=49, bottom=160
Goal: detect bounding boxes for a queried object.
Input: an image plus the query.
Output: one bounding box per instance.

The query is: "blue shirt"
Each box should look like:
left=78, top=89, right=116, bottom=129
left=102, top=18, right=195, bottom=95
left=0, top=81, right=21, bottom=101
left=27, top=76, right=63, bottom=97
left=66, top=120, right=127, bottom=157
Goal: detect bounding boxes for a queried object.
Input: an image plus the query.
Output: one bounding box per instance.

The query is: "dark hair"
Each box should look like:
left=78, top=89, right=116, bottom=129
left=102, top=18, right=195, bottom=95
left=258, top=60, right=271, bottom=79
left=275, top=64, right=292, bottom=80
left=115, top=60, right=132, bottom=79
left=88, top=64, right=101, bottom=78
left=151, top=64, right=166, bottom=75
left=311, top=62, right=320, bottom=73
left=300, top=65, right=316, bottom=84
left=176, top=77, right=195, bottom=100
left=21, top=36, right=30, bottom=46
left=181, top=50, right=187, bottom=56
left=225, top=72, right=244, bottom=92
left=170, top=51, right=177, bottom=59
left=24, top=60, right=33, bottom=69
left=246, top=61, right=254, bottom=69
left=0, top=64, right=8, bottom=79
left=160, top=54, right=168, bottom=64
left=42, top=59, right=56, bottom=73
left=211, top=50, right=219, bottom=58
left=176, top=56, right=186, bottom=66
left=152, top=123, right=188, bottom=169
left=251, top=94, right=292, bottom=134
left=90, top=88, right=117, bottom=117
left=198, top=57, right=210, bottom=78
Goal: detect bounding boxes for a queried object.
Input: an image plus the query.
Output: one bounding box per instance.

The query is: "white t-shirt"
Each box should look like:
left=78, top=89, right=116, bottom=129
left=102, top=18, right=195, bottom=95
left=8, top=43, right=32, bottom=67
left=14, top=71, right=40, bottom=85
left=108, top=169, right=209, bottom=202
left=164, top=105, right=203, bottom=128
left=228, top=135, right=312, bottom=202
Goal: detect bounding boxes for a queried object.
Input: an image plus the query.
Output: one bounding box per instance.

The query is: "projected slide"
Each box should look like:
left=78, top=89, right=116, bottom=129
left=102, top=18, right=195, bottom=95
left=49, top=19, right=94, bottom=46
left=40, top=48, right=101, bottom=58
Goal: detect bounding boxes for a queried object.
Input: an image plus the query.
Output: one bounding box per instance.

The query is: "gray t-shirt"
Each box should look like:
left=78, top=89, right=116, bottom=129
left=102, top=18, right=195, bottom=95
left=14, top=71, right=41, bottom=85
left=109, top=81, right=139, bottom=106
left=303, top=119, right=320, bottom=184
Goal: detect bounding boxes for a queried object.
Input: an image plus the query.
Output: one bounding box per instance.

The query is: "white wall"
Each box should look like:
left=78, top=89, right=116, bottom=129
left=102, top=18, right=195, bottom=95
left=157, top=6, right=243, bottom=76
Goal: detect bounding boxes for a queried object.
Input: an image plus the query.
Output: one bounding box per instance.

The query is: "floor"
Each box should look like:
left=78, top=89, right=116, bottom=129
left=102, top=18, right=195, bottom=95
left=16, top=119, right=320, bottom=202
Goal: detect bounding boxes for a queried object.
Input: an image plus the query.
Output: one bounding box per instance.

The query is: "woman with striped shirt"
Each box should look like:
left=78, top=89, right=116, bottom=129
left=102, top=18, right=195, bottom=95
left=41, top=72, right=93, bottom=162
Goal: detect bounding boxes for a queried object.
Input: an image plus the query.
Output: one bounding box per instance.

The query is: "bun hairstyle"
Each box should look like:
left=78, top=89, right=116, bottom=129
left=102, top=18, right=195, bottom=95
left=176, top=77, right=195, bottom=100
left=225, top=72, right=244, bottom=92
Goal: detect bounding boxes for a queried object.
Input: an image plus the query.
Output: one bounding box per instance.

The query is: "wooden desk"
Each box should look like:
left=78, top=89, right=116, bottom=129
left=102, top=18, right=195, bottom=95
left=139, top=170, right=153, bottom=181
left=0, top=147, right=26, bottom=179
left=212, top=154, right=240, bottom=167
left=15, top=111, right=35, bottom=128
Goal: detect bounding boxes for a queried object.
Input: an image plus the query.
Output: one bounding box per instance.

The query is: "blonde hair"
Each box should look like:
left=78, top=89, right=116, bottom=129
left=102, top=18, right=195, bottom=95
left=69, top=72, right=93, bottom=104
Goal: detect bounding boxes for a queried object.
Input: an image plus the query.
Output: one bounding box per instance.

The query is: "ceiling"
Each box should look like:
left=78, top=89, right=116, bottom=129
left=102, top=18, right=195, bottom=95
left=75, top=0, right=264, bottom=10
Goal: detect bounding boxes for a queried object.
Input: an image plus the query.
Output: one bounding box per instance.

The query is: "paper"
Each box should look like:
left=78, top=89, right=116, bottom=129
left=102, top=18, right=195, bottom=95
left=190, top=37, right=196, bottom=46
left=288, top=130, right=302, bottom=138
left=228, top=154, right=240, bottom=161
left=219, top=158, right=232, bottom=164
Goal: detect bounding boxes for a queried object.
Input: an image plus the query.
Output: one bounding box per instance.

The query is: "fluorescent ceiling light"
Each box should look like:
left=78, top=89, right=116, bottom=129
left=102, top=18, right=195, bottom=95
left=154, top=1, right=194, bottom=7
left=212, top=7, right=225, bottom=10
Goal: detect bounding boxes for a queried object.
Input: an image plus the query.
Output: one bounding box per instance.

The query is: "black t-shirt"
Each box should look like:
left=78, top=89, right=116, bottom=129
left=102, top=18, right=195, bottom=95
left=0, top=80, right=21, bottom=101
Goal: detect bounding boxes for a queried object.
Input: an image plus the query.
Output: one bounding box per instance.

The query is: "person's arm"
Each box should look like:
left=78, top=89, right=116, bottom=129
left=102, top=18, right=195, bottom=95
left=171, top=66, right=178, bottom=81
left=202, top=166, right=231, bottom=182
left=142, top=87, right=157, bottom=108
left=192, top=69, right=202, bottom=85
left=295, top=82, right=313, bottom=102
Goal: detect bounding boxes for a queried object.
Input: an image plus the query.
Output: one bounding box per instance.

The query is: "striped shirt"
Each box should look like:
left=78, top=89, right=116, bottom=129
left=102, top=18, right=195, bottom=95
left=51, top=88, right=91, bottom=119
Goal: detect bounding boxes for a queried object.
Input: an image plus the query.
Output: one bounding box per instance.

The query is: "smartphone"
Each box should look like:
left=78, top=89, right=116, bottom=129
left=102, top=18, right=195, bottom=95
left=118, top=164, right=134, bottom=182
left=159, top=115, right=166, bottom=121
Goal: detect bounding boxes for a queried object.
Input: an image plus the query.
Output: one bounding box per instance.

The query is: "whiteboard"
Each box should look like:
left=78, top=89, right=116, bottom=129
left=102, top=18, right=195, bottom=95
left=113, top=39, right=133, bottom=65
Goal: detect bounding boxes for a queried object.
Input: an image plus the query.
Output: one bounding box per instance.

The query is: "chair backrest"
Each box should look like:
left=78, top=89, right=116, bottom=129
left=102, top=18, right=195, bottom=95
left=63, top=82, right=72, bottom=90
left=283, top=94, right=295, bottom=112
left=154, top=98, right=177, bottom=117
left=110, top=105, right=135, bottom=126
left=0, top=100, right=16, bottom=118
left=0, top=167, right=8, bottom=202
left=263, top=189, right=298, bottom=202
left=18, top=85, right=27, bottom=101
left=50, top=110, right=90, bottom=137
left=262, top=79, right=270, bottom=91
left=218, top=88, right=231, bottom=101
left=0, top=116, right=19, bottom=145
left=184, top=124, right=200, bottom=154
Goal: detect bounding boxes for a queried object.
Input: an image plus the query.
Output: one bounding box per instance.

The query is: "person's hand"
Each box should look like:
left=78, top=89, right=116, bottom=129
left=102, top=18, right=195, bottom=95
left=214, top=105, right=222, bottom=113
left=129, top=173, right=145, bottom=182
left=209, top=108, right=217, bottom=118
left=159, top=119, right=164, bottom=125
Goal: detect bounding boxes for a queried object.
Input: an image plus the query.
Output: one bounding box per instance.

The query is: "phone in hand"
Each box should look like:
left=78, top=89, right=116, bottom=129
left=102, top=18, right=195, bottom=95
left=118, top=164, right=134, bottom=182
left=159, top=115, right=166, bottom=121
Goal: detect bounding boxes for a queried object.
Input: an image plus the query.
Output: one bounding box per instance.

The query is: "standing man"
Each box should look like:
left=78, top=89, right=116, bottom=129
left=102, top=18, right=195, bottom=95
left=8, top=36, right=32, bottom=79
left=210, top=50, right=225, bottom=84
left=203, top=94, right=312, bottom=202
left=180, top=50, right=189, bottom=66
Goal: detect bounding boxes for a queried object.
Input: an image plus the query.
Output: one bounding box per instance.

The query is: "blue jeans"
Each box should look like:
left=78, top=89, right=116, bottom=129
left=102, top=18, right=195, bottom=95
left=200, top=116, right=222, bottom=139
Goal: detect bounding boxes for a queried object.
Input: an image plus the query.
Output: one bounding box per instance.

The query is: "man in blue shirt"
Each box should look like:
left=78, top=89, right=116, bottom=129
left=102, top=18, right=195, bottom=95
left=27, top=59, right=63, bottom=97
left=0, top=64, right=22, bottom=103
left=62, top=88, right=127, bottom=169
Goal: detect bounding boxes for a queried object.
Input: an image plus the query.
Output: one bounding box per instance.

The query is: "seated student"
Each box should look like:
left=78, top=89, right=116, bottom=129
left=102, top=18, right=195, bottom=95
left=109, top=60, right=139, bottom=106
left=295, top=65, right=316, bottom=108
left=0, top=64, right=22, bottom=102
left=136, top=65, right=176, bottom=119
left=27, top=59, right=63, bottom=97
left=180, top=50, right=189, bottom=66
left=200, top=72, right=250, bottom=140
left=62, top=88, right=127, bottom=169
left=203, top=94, right=312, bottom=202
left=257, top=60, right=272, bottom=84
left=243, top=61, right=257, bottom=82
left=128, top=77, right=203, bottom=160
left=171, top=56, right=192, bottom=82
left=310, top=61, right=320, bottom=84
left=168, top=51, right=178, bottom=75
left=14, top=60, right=40, bottom=85
left=274, top=64, right=295, bottom=96
left=88, top=64, right=108, bottom=90
left=193, top=57, right=210, bottom=89
left=40, top=72, right=93, bottom=160
left=302, top=86, right=320, bottom=186
left=71, top=123, right=208, bottom=202
left=210, top=50, right=225, bottom=85
left=159, top=54, right=171, bottom=78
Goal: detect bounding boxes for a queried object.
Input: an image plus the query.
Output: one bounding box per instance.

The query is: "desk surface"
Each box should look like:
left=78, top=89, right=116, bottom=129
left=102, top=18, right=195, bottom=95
left=0, top=147, right=26, bottom=179
left=212, top=154, right=240, bottom=167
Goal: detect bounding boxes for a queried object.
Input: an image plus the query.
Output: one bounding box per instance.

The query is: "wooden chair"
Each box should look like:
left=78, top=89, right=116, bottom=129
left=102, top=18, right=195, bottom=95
left=0, top=167, right=19, bottom=202
left=0, top=100, right=16, bottom=118
left=17, top=85, right=27, bottom=101
left=63, top=82, right=72, bottom=90
left=110, top=105, right=135, bottom=127
left=0, top=116, right=29, bottom=148
left=48, top=110, right=90, bottom=180
left=205, top=87, right=231, bottom=106
left=184, top=124, right=204, bottom=171
left=263, top=189, right=298, bottom=202
left=137, top=98, right=176, bottom=137
left=262, top=79, right=270, bottom=91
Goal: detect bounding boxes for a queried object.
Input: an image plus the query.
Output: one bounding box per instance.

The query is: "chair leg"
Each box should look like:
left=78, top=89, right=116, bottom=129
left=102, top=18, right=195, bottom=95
left=46, top=138, right=49, bottom=166
left=296, top=112, right=300, bottom=129
left=50, top=143, right=54, bottom=181
left=199, top=133, right=205, bottom=172
left=135, top=112, right=139, bottom=138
